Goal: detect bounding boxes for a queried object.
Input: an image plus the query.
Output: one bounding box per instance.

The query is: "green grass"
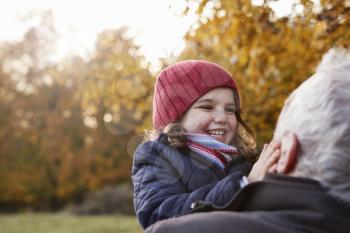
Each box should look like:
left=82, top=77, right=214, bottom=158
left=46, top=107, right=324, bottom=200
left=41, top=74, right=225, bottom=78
left=0, top=213, right=142, bottom=233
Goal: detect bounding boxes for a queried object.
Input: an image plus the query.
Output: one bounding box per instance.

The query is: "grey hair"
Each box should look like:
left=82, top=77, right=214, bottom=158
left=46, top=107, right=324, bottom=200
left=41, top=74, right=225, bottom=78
left=274, top=48, right=350, bottom=204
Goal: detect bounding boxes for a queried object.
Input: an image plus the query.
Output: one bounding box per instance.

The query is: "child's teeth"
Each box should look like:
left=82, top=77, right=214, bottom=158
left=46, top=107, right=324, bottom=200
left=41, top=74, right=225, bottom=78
left=208, top=130, right=224, bottom=136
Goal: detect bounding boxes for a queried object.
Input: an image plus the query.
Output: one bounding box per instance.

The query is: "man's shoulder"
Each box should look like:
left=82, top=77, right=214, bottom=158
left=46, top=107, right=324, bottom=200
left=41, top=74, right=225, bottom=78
left=145, top=211, right=291, bottom=233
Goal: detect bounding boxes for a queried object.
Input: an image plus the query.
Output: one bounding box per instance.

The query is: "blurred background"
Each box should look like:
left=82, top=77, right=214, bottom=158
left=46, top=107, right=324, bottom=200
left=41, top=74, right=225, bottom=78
left=0, top=0, right=349, bottom=232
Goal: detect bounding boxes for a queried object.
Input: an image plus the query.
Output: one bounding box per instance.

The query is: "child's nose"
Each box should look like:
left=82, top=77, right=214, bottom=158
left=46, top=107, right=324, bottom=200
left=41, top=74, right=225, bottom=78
left=213, top=110, right=227, bottom=123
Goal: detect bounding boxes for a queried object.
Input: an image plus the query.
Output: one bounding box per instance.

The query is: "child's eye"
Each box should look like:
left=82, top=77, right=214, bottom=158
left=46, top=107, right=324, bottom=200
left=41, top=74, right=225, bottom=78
left=198, top=105, right=213, bottom=110
left=226, top=107, right=236, bottom=113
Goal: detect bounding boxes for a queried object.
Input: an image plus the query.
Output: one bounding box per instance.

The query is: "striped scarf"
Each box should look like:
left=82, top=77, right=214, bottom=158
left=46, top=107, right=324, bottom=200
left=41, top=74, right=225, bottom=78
left=185, top=133, right=239, bottom=170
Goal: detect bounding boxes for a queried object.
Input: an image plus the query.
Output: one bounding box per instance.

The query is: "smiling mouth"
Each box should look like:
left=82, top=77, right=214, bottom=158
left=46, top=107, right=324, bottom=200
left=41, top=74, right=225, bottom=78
left=206, top=130, right=226, bottom=140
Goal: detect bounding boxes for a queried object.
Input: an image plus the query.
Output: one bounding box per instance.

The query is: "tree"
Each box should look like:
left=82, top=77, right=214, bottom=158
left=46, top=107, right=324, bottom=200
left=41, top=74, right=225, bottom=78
left=80, top=27, right=154, bottom=189
left=180, top=0, right=350, bottom=144
left=0, top=10, right=90, bottom=209
left=0, top=15, right=155, bottom=209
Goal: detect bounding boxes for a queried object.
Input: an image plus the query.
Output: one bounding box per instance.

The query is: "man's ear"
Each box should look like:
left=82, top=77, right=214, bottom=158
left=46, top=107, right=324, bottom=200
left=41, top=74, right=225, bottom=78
left=276, top=132, right=299, bottom=174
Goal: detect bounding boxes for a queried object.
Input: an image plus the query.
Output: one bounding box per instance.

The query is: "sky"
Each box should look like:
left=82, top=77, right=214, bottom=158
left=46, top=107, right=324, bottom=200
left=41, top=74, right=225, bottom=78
left=0, top=0, right=294, bottom=68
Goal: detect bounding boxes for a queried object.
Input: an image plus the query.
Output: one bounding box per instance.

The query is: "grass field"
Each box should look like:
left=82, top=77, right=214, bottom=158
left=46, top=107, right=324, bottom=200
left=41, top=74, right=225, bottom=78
left=0, top=213, right=142, bottom=233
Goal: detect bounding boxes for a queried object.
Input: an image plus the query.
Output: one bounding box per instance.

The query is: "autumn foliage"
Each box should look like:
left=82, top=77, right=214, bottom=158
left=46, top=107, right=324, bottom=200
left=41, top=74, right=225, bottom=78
left=0, top=0, right=350, bottom=210
left=180, top=0, right=350, bottom=142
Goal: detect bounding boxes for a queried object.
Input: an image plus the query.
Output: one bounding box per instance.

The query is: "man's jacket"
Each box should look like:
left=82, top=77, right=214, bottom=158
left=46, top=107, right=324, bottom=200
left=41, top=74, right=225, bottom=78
left=146, top=173, right=350, bottom=233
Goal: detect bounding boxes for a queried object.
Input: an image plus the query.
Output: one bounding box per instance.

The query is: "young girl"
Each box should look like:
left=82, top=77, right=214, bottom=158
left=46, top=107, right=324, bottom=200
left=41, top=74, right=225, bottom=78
left=132, top=60, right=280, bottom=229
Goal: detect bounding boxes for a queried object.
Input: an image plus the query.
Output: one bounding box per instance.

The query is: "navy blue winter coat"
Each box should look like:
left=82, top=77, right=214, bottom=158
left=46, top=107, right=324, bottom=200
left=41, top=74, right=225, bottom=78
left=132, top=133, right=252, bottom=229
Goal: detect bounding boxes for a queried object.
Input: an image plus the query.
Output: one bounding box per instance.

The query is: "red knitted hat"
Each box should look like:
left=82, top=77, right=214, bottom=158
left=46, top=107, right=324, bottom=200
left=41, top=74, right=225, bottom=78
left=152, top=60, right=239, bottom=129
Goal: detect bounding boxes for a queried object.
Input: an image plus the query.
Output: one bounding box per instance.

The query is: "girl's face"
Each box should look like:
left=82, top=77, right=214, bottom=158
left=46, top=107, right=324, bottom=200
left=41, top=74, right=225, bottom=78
left=179, top=87, right=237, bottom=144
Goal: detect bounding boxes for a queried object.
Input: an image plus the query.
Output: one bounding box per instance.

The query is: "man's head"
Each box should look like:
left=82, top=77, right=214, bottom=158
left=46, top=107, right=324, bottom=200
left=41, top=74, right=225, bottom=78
left=274, top=48, right=350, bottom=204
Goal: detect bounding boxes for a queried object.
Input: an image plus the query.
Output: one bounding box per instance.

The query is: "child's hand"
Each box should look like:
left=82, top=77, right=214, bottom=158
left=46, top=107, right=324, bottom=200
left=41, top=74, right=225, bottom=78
left=247, top=140, right=281, bottom=182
